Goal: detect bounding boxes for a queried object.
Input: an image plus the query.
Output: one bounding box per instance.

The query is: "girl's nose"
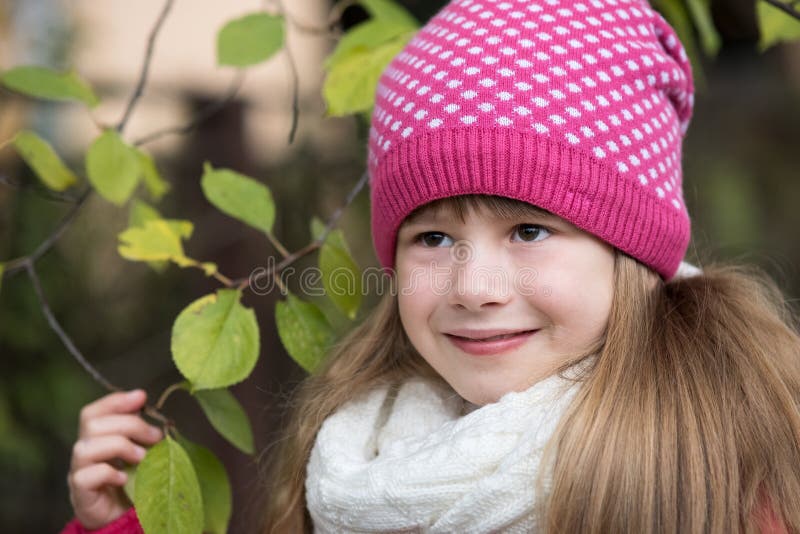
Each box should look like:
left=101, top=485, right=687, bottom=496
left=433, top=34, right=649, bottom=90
left=447, top=242, right=512, bottom=311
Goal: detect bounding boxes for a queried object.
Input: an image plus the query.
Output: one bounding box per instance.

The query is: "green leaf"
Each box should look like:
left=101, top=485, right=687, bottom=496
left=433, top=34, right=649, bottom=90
left=311, top=217, right=361, bottom=320
left=359, top=0, right=418, bottom=27
left=684, top=0, right=720, bottom=57
left=217, top=13, right=285, bottom=67
left=275, top=293, right=336, bottom=374
left=136, top=149, right=170, bottom=201
left=323, top=30, right=416, bottom=117
left=85, top=130, right=141, bottom=206
left=122, top=463, right=137, bottom=504
left=325, top=19, right=416, bottom=69
left=172, top=289, right=260, bottom=390
left=193, top=389, right=254, bottom=454
left=129, top=199, right=163, bottom=228
left=134, top=437, right=203, bottom=534
left=201, top=163, right=276, bottom=233
left=176, top=436, right=232, bottom=534
left=118, top=219, right=194, bottom=265
left=128, top=200, right=170, bottom=272
left=320, top=237, right=362, bottom=320
left=11, top=130, right=79, bottom=191
left=0, top=66, right=99, bottom=107
left=757, top=1, right=800, bottom=51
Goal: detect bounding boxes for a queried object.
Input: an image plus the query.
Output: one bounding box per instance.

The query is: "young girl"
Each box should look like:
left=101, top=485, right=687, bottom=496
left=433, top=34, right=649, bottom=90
left=63, top=0, right=800, bottom=532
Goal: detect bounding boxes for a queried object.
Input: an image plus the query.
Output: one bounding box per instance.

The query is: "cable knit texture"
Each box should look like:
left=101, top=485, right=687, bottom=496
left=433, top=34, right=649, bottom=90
left=305, top=364, right=588, bottom=533
left=368, top=0, right=695, bottom=280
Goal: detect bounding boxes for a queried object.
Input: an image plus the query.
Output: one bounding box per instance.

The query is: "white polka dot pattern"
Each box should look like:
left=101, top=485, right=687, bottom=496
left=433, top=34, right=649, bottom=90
left=368, top=0, right=695, bottom=280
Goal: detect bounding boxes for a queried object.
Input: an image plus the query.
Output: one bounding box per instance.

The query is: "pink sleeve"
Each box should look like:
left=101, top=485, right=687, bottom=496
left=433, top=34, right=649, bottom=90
left=60, top=508, right=143, bottom=534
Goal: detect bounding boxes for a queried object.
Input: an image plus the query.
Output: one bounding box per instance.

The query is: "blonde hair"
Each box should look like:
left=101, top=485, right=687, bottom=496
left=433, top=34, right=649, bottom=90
left=259, top=195, right=800, bottom=533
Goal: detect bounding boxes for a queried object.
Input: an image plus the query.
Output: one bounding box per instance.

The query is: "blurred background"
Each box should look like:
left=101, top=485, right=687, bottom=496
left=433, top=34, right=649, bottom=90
left=0, top=0, right=798, bottom=532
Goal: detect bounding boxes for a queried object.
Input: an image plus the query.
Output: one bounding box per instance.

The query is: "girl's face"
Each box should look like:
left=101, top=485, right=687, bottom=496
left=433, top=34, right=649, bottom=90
left=395, top=201, right=615, bottom=405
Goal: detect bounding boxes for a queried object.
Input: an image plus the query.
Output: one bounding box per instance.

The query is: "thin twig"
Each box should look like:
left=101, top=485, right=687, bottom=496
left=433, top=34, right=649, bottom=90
left=0, top=174, right=82, bottom=203
left=25, top=261, right=121, bottom=392
left=3, top=188, right=92, bottom=277
left=155, top=381, right=187, bottom=410
left=267, top=232, right=291, bottom=258
left=274, top=0, right=308, bottom=145
left=762, top=0, right=800, bottom=20
left=144, top=405, right=174, bottom=428
left=131, top=71, right=246, bottom=147
left=209, top=268, right=235, bottom=287
left=283, top=35, right=300, bottom=145
left=117, top=0, right=176, bottom=134
left=234, top=170, right=369, bottom=290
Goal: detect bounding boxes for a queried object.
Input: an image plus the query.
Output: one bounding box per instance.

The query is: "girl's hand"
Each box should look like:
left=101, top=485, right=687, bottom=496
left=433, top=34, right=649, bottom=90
left=67, top=389, right=163, bottom=530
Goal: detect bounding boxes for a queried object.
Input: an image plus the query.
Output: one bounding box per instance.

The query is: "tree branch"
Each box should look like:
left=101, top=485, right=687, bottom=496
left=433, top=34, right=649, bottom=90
left=762, top=0, right=800, bottom=20
left=131, top=71, right=246, bottom=147
left=283, top=33, right=301, bottom=145
left=116, top=0, right=176, bottom=134
left=0, top=173, right=82, bottom=203
left=25, top=261, right=121, bottom=392
left=3, top=188, right=92, bottom=277
left=235, top=170, right=370, bottom=290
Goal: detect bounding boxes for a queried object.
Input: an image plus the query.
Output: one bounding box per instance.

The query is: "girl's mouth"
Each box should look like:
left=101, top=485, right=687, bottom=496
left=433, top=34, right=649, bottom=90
left=445, top=330, right=538, bottom=356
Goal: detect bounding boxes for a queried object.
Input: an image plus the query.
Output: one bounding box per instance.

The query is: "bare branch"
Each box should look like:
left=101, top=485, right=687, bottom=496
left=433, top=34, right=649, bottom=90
left=235, top=170, right=370, bottom=290
left=3, top=188, right=92, bottom=277
left=25, top=261, right=120, bottom=392
left=117, top=0, right=176, bottom=134
left=0, top=173, right=82, bottom=203
left=762, top=0, right=800, bottom=20
left=283, top=34, right=301, bottom=145
left=131, top=71, right=246, bottom=147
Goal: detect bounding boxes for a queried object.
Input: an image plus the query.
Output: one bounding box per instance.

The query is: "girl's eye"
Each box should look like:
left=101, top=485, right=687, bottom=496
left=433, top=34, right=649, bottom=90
left=512, top=224, right=551, bottom=243
left=415, top=232, right=454, bottom=247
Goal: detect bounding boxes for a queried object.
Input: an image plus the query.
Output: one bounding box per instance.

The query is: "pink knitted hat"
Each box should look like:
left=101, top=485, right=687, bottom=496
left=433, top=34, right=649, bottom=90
left=368, top=0, right=695, bottom=280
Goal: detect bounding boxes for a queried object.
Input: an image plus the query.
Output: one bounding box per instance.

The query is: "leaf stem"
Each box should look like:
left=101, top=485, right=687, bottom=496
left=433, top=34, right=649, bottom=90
left=155, top=381, right=188, bottom=410
left=212, top=270, right=235, bottom=287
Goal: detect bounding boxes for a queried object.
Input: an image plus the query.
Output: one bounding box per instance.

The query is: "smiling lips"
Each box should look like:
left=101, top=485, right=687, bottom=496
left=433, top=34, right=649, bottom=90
left=444, top=328, right=539, bottom=356
left=445, top=328, right=538, bottom=341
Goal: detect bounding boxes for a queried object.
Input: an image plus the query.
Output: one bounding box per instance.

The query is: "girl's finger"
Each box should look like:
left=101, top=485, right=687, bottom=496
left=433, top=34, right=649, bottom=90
left=79, top=390, right=147, bottom=427
left=80, top=414, right=163, bottom=444
left=68, top=463, right=128, bottom=494
left=71, top=435, right=147, bottom=471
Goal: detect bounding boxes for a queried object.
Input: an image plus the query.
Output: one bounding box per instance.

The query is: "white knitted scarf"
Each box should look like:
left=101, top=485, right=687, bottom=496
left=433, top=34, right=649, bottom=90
left=305, top=365, right=588, bottom=533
